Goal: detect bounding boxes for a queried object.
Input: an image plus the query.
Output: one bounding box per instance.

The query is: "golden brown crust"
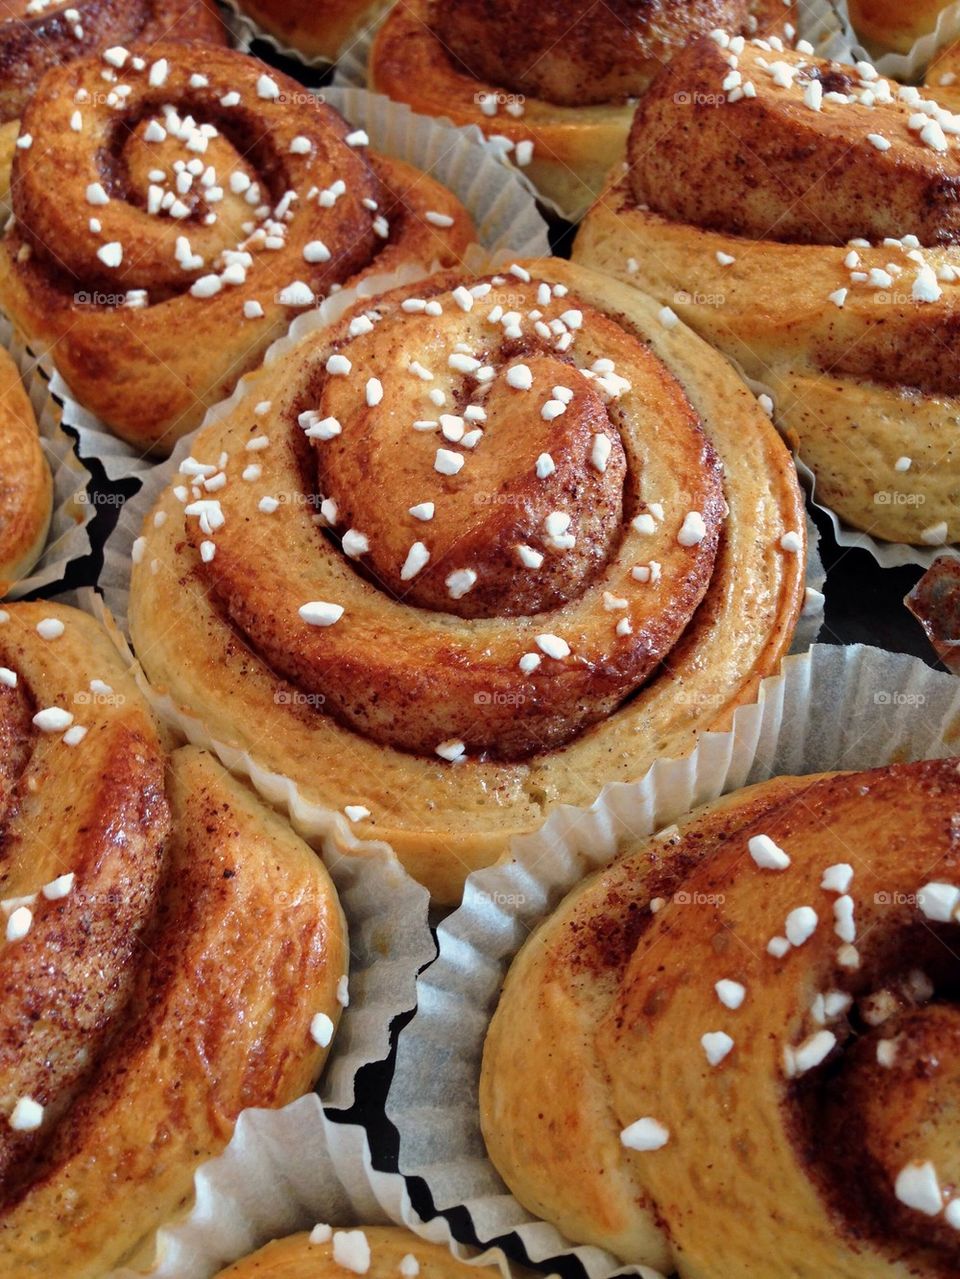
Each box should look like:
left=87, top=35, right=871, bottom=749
left=433, top=0, right=794, bottom=105
left=234, top=0, right=386, bottom=61
left=0, top=0, right=226, bottom=123
left=575, top=37, right=960, bottom=547
left=370, top=0, right=792, bottom=217
left=0, top=604, right=348, bottom=1278
left=481, top=774, right=813, bottom=1269
left=128, top=257, right=805, bottom=903
left=215, top=1227, right=500, bottom=1279
left=0, top=603, right=169, bottom=1202
left=186, top=269, right=725, bottom=761
left=485, top=759, right=960, bottom=1276
left=0, top=43, right=473, bottom=456
left=0, top=348, right=51, bottom=595
left=848, top=0, right=947, bottom=55
left=630, top=39, right=960, bottom=247
left=905, top=558, right=960, bottom=673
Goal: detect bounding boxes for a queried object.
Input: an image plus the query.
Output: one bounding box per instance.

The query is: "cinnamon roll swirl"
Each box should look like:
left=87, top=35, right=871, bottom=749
left=0, top=0, right=226, bottom=208
left=0, top=348, right=51, bottom=595
left=483, top=758, right=960, bottom=1277
left=0, top=603, right=347, bottom=1279
left=0, top=44, right=473, bottom=456
left=216, top=1227, right=500, bottom=1279
left=369, top=0, right=795, bottom=217
left=127, top=257, right=806, bottom=904
left=575, top=34, right=960, bottom=548
left=233, top=0, right=387, bottom=62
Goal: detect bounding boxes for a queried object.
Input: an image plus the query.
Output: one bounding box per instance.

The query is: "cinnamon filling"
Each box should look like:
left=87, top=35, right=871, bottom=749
left=186, top=272, right=727, bottom=762
left=429, top=0, right=792, bottom=107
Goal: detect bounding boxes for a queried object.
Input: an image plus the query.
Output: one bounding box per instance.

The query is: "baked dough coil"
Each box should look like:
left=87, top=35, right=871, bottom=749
left=574, top=35, right=960, bottom=548
left=0, top=603, right=347, bottom=1279
left=0, top=42, right=473, bottom=456
left=369, top=0, right=794, bottom=216
left=0, top=0, right=225, bottom=210
left=232, top=0, right=388, bottom=62
left=482, top=759, right=960, bottom=1277
left=0, top=348, right=51, bottom=595
left=128, top=257, right=806, bottom=903
left=214, top=1226, right=501, bottom=1279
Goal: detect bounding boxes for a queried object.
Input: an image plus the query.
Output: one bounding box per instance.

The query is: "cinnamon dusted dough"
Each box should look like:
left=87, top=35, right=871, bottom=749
left=128, top=258, right=805, bottom=904
left=215, top=1227, right=503, bottom=1279
left=0, top=604, right=347, bottom=1278
left=483, top=759, right=960, bottom=1276
left=370, top=0, right=793, bottom=217
left=575, top=38, right=960, bottom=546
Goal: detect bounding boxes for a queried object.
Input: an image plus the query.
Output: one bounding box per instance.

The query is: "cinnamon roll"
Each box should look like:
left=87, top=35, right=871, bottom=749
left=215, top=1227, right=498, bottom=1279
left=0, top=44, right=473, bottom=457
left=0, top=348, right=51, bottom=595
left=233, top=0, right=387, bottom=62
left=127, top=257, right=806, bottom=904
left=0, top=0, right=225, bottom=208
left=369, top=0, right=795, bottom=217
left=482, top=758, right=960, bottom=1276
left=575, top=34, right=960, bottom=548
left=0, top=602, right=347, bottom=1278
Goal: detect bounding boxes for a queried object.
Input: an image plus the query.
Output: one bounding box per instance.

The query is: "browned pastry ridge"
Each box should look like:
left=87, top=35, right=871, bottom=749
left=233, top=0, right=387, bottom=62
left=0, top=347, right=51, bottom=594
left=127, top=256, right=806, bottom=904
left=214, top=1227, right=506, bottom=1279
left=0, top=602, right=347, bottom=1279
left=0, top=42, right=473, bottom=456
left=370, top=0, right=795, bottom=216
left=482, top=758, right=960, bottom=1277
left=574, top=35, right=960, bottom=547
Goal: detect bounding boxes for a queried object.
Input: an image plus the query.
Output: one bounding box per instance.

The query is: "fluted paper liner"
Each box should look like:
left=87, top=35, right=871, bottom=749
left=0, top=317, right=94, bottom=598
left=334, top=0, right=855, bottom=222
left=1, top=87, right=548, bottom=482
left=378, top=642, right=960, bottom=1279
left=110, top=1114, right=524, bottom=1279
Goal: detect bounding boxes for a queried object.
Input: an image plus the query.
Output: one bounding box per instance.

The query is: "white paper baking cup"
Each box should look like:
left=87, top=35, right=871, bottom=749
left=2, top=88, right=548, bottom=484
left=111, top=1115, right=525, bottom=1279
left=377, top=640, right=960, bottom=1279
left=335, top=0, right=855, bottom=223
left=834, top=0, right=960, bottom=80
left=0, top=317, right=94, bottom=599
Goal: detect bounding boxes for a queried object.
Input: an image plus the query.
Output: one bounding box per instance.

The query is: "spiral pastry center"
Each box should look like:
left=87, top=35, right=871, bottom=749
left=12, top=45, right=378, bottom=299
left=311, top=296, right=630, bottom=618
left=181, top=267, right=727, bottom=762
